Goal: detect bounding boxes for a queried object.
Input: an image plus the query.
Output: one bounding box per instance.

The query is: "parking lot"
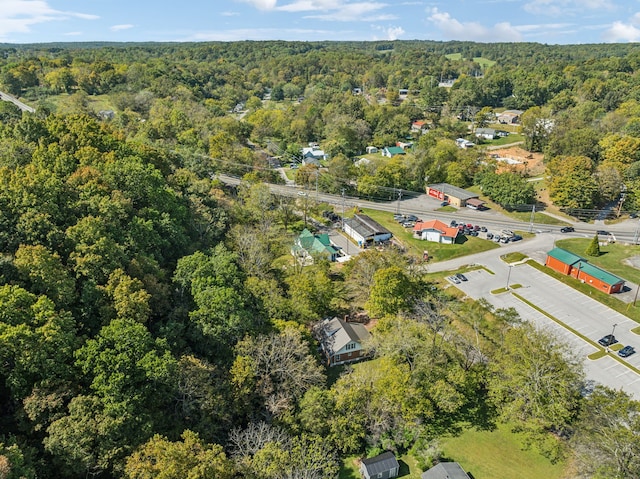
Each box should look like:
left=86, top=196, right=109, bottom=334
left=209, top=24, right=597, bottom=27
left=453, top=264, right=640, bottom=399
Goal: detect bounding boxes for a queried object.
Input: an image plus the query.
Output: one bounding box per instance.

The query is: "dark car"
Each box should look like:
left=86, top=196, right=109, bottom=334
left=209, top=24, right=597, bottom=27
left=597, top=230, right=610, bottom=236
left=618, top=345, right=635, bottom=358
left=406, top=214, right=419, bottom=222
left=486, top=232, right=494, bottom=239
left=598, top=334, right=618, bottom=347
left=470, top=230, right=479, bottom=236
left=440, top=201, right=449, bottom=206
left=455, top=273, right=468, bottom=282
left=450, top=220, right=457, bottom=227
left=480, top=226, right=487, bottom=232
left=511, top=234, right=523, bottom=241
left=560, top=226, right=575, bottom=233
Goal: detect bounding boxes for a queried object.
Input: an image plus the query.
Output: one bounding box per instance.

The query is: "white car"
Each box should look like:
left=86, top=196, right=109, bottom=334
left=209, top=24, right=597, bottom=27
left=297, top=191, right=308, bottom=197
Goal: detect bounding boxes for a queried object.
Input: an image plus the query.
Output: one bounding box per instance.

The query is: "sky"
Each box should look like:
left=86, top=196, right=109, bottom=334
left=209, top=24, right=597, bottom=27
left=1, top=0, right=640, bottom=45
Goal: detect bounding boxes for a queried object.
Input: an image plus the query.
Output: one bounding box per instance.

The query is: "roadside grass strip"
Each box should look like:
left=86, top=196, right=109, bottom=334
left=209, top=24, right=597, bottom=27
left=511, top=292, right=640, bottom=375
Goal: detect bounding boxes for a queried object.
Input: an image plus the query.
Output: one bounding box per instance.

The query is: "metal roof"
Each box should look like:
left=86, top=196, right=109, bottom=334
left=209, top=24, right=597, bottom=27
left=362, top=452, right=399, bottom=476
left=428, top=183, right=478, bottom=201
left=421, top=462, right=470, bottom=479
left=578, top=262, right=625, bottom=286
left=345, top=214, right=392, bottom=239
left=315, top=317, right=370, bottom=356
left=547, top=247, right=583, bottom=266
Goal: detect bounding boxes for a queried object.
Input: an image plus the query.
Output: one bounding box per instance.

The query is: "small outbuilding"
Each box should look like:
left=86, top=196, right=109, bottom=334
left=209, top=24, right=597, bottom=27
left=360, top=452, right=400, bottom=479
left=545, top=247, right=625, bottom=294
left=413, top=219, right=459, bottom=244
left=382, top=146, right=406, bottom=157
left=421, top=462, right=470, bottom=479
left=427, top=183, right=480, bottom=208
left=344, top=214, right=392, bottom=247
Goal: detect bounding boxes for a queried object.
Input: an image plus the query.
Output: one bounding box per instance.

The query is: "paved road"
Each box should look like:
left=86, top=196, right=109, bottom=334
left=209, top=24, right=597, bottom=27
left=436, top=235, right=640, bottom=399
left=0, top=90, right=36, bottom=113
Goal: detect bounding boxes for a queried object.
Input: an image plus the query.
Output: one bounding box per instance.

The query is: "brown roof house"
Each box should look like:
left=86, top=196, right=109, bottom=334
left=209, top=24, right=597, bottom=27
left=314, top=317, right=371, bottom=366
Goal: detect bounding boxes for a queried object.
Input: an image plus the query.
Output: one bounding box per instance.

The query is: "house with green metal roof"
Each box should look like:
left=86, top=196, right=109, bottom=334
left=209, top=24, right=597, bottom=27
left=382, top=146, right=406, bottom=157
left=292, top=228, right=338, bottom=265
left=545, top=247, right=625, bottom=294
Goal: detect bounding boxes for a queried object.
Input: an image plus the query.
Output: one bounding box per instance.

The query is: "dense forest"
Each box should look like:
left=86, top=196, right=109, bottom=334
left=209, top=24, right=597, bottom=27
left=0, top=41, right=639, bottom=479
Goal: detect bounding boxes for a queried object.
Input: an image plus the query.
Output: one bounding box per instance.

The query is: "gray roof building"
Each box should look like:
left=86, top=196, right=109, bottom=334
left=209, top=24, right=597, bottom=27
left=360, top=451, right=400, bottom=479
left=343, top=214, right=392, bottom=245
left=421, top=462, right=470, bottom=479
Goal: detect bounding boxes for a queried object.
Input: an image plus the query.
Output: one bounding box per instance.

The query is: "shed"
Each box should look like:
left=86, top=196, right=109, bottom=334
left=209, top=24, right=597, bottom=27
left=344, top=214, right=392, bottom=246
left=545, top=247, right=625, bottom=294
left=382, top=146, right=406, bottom=157
left=421, top=462, right=470, bottom=479
left=426, top=183, right=480, bottom=208
left=360, top=452, right=400, bottom=479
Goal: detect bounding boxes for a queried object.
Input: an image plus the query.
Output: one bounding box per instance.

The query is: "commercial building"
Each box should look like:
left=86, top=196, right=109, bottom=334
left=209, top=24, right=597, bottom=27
left=545, top=247, right=625, bottom=294
left=426, top=183, right=483, bottom=208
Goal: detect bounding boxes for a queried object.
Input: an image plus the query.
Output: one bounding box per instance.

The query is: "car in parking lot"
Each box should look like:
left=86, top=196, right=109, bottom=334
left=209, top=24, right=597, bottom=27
left=501, top=229, right=514, bottom=237
left=598, top=334, right=618, bottom=347
left=440, top=201, right=449, bottom=206
left=486, top=232, right=494, bottom=239
left=297, top=191, right=308, bottom=196
left=596, top=230, right=610, bottom=236
left=448, top=275, right=461, bottom=284
left=455, top=273, right=468, bottom=282
left=560, top=226, right=574, bottom=233
left=480, top=226, right=487, bottom=232
left=450, top=220, right=457, bottom=227
left=618, top=345, right=636, bottom=358
left=405, top=214, right=419, bottom=222
left=511, top=234, right=523, bottom=242
left=500, top=236, right=510, bottom=243
left=493, top=235, right=501, bottom=242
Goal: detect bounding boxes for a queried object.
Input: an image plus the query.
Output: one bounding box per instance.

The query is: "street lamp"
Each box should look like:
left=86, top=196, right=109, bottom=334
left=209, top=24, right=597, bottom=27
left=606, top=323, right=618, bottom=352
left=506, top=265, right=513, bottom=290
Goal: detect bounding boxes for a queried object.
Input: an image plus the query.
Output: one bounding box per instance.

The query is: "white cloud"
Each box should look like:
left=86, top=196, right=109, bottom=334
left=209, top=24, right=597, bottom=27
left=184, top=27, right=342, bottom=41
left=235, top=0, right=278, bottom=10
left=524, top=0, right=614, bottom=16
left=0, top=1, right=97, bottom=40
left=602, top=21, right=640, bottom=42
left=373, top=24, right=405, bottom=40
left=63, top=31, right=82, bottom=36
left=277, top=0, right=343, bottom=12
left=111, top=24, right=134, bottom=32
left=221, top=11, right=240, bottom=16
left=427, top=8, right=523, bottom=42
left=304, top=2, right=391, bottom=21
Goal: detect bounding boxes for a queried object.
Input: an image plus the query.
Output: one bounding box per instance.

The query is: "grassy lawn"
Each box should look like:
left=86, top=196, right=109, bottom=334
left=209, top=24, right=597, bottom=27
left=501, top=252, right=527, bottom=263
left=485, top=134, right=524, bottom=146
left=473, top=56, right=496, bottom=68
left=441, top=423, right=567, bottom=479
left=361, top=208, right=500, bottom=262
left=445, top=53, right=463, bottom=61
left=508, top=211, right=569, bottom=225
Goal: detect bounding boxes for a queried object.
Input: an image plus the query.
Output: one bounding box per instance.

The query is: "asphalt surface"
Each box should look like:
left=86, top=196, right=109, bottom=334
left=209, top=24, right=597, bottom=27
left=434, top=234, right=640, bottom=400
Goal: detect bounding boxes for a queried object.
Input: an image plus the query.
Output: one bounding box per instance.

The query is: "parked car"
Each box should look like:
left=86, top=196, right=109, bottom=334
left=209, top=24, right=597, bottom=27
left=473, top=225, right=481, bottom=231
left=500, top=236, right=510, bottom=243
left=560, top=226, right=575, bottom=233
left=470, top=230, right=479, bottom=236
left=486, top=232, right=494, bottom=239
left=493, top=235, right=501, bottom=242
left=618, top=345, right=636, bottom=358
left=598, top=334, right=618, bottom=347
left=440, top=201, right=449, bottom=206
left=455, top=273, right=468, bottom=282
left=480, top=226, right=487, bottom=232
left=501, top=229, right=514, bottom=237
left=402, top=221, right=415, bottom=228
left=511, top=234, right=523, bottom=241
left=406, top=214, right=419, bottom=222
left=450, top=220, right=458, bottom=227
left=448, top=275, right=461, bottom=284
left=297, top=191, right=308, bottom=197
left=596, top=230, right=610, bottom=236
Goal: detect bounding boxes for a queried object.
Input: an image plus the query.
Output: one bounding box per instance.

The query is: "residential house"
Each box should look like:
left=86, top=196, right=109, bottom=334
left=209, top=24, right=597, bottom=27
left=366, top=146, right=379, bottom=154
left=413, top=219, right=459, bottom=244
left=421, top=462, right=470, bottom=479
left=545, top=247, right=625, bottom=294
left=411, top=120, right=430, bottom=135
left=292, top=228, right=339, bottom=264
left=382, top=146, right=406, bottom=157
left=360, top=452, right=400, bottom=479
left=301, top=145, right=328, bottom=162
left=497, top=109, right=523, bottom=124
left=314, top=317, right=371, bottom=366
left=396, top=141, right=413, bottom=150
left=475, top=127, right=497, bottom=140
left=343, top=214, right=392, bottom=247
left=98, top=110, right=115, bottom=120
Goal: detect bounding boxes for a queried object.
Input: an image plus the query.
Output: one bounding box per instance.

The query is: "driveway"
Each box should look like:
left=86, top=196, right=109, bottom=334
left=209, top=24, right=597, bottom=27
left=436, top=234, right=640, bottom=399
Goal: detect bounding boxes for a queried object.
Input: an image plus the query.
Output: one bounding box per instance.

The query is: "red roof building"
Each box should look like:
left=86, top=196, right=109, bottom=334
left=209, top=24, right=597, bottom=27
left=413, top=219, right=459, bottom=244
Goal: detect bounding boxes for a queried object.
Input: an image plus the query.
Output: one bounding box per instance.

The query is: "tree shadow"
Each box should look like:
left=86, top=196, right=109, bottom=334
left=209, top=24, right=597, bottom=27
left=398, top=460, right=411, bottom=477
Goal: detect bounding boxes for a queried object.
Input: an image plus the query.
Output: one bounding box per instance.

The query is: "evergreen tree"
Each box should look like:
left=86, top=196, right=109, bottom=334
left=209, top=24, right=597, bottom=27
left=585, top=234, right=601, bottom=257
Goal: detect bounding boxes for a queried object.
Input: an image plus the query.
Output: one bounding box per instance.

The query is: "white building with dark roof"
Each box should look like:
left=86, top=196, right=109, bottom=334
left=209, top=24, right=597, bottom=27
left=343, top=214, right=392, bottom=247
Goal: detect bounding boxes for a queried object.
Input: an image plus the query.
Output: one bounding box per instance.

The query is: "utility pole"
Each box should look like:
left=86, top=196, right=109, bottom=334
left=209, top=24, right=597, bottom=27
left=396, top=188, right=402, bottom=214
left=506, top=265, right=513, bottom=290
left=529, top=204, right=535, bottom=233
left=342, top=188, right=349, bottom=255
left=315, top=170, right=319, bottom=202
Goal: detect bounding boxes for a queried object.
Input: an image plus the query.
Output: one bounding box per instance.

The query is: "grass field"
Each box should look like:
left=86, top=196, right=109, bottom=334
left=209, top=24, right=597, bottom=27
left=509, top=211, right=569, bottom=225
left=485, top=134, right=524, bottom=146
left=360, top=208, right=500, bottom=262
left=440, top=423, right=567, bottom=479
left=473, top=56, right=496, bottom=68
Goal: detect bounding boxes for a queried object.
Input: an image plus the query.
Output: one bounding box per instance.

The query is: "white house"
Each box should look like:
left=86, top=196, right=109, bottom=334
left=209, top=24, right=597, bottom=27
left=474, top=128, right=496, bottom=140
left=301, top=145, right=327, bottom=162
left=413, top=219, right=459, bottom=244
